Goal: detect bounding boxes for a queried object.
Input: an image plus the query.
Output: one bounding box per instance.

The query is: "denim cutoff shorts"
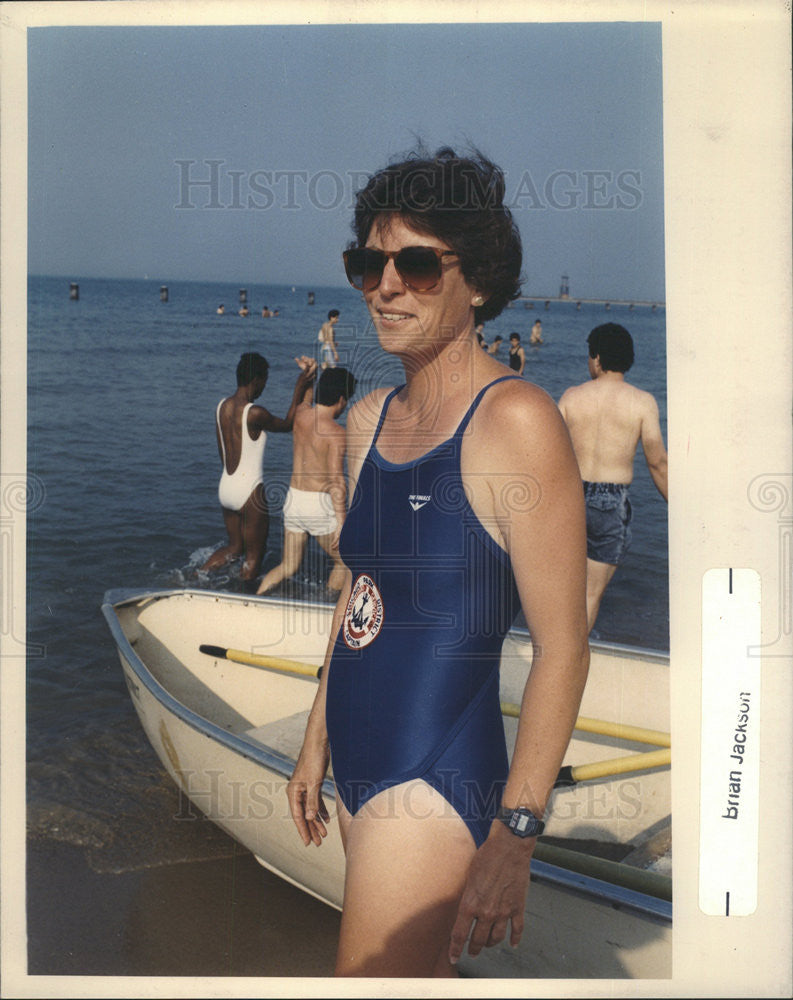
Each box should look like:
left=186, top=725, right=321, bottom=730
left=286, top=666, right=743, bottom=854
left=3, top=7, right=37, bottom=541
left=583, top=481, right=632, bottom=565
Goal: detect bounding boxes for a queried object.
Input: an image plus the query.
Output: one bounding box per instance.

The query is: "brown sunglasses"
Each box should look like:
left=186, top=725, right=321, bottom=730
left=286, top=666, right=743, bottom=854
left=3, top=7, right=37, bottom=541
left=342, top=246, right=459, bottom=292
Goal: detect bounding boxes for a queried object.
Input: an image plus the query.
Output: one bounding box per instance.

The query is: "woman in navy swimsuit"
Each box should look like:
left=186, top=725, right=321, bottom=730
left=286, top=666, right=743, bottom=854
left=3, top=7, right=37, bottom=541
left=287, top=147, right=590, bottom=977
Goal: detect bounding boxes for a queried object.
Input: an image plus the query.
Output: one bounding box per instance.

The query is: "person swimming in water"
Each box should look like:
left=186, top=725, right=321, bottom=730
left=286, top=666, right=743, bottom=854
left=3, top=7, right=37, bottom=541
left=201, top=351, right=317, bottom=587
left=288, top=146, right=588, bottom=977
left=486, top=334, right=503, bottom=356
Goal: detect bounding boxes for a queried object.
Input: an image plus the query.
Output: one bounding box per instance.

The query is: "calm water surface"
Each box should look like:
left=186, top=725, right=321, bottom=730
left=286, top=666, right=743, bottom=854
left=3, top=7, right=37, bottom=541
left=25, top=275, right=669, bottom=870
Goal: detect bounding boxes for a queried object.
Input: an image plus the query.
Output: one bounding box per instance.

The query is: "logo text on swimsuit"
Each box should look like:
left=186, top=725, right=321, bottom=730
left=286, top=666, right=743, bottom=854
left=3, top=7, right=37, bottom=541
left=342, top=574, right=385, bottom=649
left=408, top=494, right=431, bottom=511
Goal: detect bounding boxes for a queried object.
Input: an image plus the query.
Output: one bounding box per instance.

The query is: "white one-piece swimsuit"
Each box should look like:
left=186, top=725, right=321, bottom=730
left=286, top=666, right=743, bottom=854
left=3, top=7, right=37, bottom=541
left=217, top=401, right=267, bottom=511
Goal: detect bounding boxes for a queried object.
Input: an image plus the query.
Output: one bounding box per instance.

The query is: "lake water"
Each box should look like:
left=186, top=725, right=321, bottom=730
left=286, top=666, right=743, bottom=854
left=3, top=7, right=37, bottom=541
left=25, top=274, right=668, bottom=872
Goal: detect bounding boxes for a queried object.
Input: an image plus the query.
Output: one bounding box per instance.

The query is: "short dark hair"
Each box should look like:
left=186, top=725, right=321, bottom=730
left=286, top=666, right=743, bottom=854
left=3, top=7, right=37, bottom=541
left=328, top=309, right=340, bottom=320
left=509, top=332, right=520, bottom=341
left=236, top=352, right=269, bottom=386
left=315, top=366, right=357, bottom=406
left=587, top=323, right=634, bottom=373
left=350, top=145, right=522, bottom=323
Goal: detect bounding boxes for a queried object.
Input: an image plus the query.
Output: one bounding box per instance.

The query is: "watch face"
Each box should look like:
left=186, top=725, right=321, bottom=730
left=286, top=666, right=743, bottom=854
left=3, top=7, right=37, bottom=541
left=502, top=807, right=544, bottom=837
left=512, top=811, right=538, bottom=835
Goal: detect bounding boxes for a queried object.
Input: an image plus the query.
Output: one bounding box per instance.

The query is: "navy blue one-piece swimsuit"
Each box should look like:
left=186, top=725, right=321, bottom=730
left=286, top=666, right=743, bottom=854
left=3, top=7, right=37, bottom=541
left=325, top=375, right=522, bottom=847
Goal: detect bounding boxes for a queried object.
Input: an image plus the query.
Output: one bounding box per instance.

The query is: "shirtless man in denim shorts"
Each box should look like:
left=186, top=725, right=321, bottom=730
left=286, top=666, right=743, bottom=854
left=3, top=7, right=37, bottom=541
left=558, top=323, right=668, bottom=632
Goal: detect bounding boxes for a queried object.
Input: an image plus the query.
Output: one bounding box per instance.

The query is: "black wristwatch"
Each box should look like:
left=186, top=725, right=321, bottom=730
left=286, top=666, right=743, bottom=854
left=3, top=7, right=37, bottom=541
left=496, top=806, right=545, bottom=838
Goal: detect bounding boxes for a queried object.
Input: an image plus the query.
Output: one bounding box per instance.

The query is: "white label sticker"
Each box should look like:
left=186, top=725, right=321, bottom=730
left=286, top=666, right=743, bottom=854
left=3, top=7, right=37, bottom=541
left=699, top=568, right=762, bottom=915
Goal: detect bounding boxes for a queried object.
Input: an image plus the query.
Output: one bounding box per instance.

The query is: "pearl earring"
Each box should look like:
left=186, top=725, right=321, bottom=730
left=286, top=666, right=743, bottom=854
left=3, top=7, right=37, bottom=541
left=472, top=295, right=484, bottom=307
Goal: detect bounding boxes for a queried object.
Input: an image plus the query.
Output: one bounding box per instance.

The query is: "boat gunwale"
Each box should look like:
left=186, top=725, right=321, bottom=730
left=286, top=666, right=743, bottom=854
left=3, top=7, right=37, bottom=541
left=101, top=586, right=672, bottom=919
left=100, top=589, right=337, bottom=800
left=530, top=860, right=672, bottom=921
left=102, top=586, right=671, bottom=664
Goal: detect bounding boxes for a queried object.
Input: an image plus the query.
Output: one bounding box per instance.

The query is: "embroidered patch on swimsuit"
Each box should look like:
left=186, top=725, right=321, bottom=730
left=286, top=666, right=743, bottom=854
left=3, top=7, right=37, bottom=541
left=342, top=573, right=385, bottom=649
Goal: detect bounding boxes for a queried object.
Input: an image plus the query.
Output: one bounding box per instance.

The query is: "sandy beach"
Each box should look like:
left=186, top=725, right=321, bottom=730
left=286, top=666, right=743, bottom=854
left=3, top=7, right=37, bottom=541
left=27, top=838, right=341, bottom=978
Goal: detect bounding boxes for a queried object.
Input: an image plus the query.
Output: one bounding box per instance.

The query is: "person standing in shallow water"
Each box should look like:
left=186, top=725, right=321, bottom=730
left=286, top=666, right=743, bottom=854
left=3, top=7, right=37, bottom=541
left=257, top=366, right=357, bottom=597
left=201, top=351, right=317, bottom=588
left=287, top=146, right=589, bottom=977
left=508, top=332, right=525, bottom=375
left=558, top=323, right=668, bottom=632
left=318, top=309, right=340, bottom=369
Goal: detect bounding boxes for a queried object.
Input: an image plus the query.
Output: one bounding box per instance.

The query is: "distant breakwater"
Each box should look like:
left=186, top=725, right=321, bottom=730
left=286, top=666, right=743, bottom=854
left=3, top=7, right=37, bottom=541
left=516, top=295, right=665, bottom=312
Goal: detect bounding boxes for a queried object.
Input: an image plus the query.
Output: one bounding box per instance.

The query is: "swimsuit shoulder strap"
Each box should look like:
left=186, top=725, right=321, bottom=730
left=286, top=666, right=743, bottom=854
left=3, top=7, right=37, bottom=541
left=454, top=375, right=523, bottom=439
left=241, top=401, right=255, bottom=442
left=216, top=400, right=227, bottom=465
left=370, top=385, right=405, bottom=449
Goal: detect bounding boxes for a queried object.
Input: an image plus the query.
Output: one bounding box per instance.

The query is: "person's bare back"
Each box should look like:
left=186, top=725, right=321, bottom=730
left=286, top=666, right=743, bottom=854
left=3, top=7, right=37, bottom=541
left=201, top=353, right=317, bottom=586
left=558, top=374, right=667, bottom=493
left=558, top=323, right=667, bottom=631
left=257, top=367, right=356, bottom=596
left=290, top=402, right=346, bottom=502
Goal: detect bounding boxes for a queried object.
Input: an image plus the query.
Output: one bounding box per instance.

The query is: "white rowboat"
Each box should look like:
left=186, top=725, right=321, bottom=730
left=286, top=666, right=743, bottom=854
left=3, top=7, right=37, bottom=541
left=102, top=586, right=672, bottom=979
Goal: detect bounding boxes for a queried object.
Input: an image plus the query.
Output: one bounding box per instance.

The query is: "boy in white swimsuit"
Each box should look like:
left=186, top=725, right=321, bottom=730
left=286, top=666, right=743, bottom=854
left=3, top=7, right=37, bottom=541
left=257, top=366, right=356, bottom=596
left=201, top=352, right=317, bottom=587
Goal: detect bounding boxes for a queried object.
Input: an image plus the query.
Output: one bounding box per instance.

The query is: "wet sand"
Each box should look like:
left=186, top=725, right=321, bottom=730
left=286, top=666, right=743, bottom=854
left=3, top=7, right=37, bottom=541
left=25, top=837, right=649, bottom=983
left=26, top=838, right=341, bottom=978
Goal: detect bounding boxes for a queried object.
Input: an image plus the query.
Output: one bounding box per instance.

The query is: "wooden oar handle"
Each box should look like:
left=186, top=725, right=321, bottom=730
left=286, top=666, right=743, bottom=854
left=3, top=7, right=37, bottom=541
left=200, top=644, right=232, bottom=659
left=554, top=766, right=576, bottom=788
left=554, top=747, right=671, bottom=788
left=501, top=701, right=670, bottom=747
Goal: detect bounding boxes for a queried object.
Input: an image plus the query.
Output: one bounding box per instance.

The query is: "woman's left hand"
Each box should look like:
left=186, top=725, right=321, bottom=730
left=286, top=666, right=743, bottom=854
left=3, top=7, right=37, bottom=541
left=448, top=821, right=534, bottom=965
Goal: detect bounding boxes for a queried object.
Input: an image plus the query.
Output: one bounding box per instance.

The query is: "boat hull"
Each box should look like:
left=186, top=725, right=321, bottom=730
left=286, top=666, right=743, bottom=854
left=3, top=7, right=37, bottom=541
left=103, top=587, right=672, bottom=979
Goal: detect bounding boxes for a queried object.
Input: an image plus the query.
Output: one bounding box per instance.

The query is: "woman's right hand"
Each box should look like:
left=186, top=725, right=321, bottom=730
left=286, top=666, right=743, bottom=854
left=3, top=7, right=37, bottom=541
left=286, top=737, right=331, bottom=846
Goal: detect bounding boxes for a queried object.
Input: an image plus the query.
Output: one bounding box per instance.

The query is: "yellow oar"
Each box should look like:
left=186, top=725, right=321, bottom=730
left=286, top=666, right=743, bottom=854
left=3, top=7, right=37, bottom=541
left=199, top=644, right=323, bottom=679
left=501, top=701, right=670, bottom=748
left=199, top=646, right=672, bottom=784
left=500, top=700, right=671, bottom=786
left=554, top=748, right=671, bottom=787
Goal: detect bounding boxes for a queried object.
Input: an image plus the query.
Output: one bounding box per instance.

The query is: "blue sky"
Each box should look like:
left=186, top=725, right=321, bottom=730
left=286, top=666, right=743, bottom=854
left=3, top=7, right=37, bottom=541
left=28, top=20, right=665, bottom=300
